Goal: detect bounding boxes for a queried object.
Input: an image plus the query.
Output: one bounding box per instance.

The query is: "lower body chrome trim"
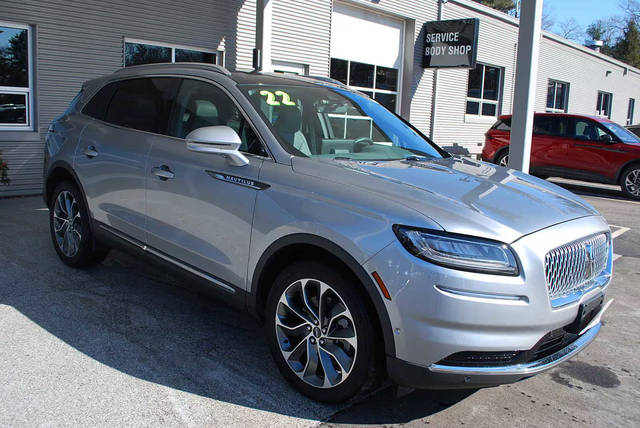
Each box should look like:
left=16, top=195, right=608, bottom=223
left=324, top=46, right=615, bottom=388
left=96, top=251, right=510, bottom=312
left=98, top=223, right=235, bottom=294
left=435, top=285, right=529, bottom=305
left=429, top=321, right=602, bottom=376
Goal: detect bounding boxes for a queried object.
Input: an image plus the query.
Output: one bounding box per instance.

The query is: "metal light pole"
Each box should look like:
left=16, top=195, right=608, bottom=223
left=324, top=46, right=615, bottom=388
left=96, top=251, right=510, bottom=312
left=508, top=0, right=543, bottom=173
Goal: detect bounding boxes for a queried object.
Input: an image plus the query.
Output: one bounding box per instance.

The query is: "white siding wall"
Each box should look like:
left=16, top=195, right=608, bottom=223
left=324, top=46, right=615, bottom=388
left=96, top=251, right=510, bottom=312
left=271, top=0, right=333, bottom=76
left=537, top=36, right=640, bottom=125
left=0, top=0, right=253, bottom=197
left=437, top=1, right=519, bottom=153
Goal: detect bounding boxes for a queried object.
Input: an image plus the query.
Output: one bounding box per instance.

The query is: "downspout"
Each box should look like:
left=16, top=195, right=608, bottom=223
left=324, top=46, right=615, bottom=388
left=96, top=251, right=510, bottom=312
left=429, top=0, right=446, bottom=140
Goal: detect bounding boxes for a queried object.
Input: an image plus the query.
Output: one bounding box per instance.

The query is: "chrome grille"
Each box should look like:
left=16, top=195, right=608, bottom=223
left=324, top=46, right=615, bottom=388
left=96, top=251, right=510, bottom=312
left=544, top=233, right=609, bottom=301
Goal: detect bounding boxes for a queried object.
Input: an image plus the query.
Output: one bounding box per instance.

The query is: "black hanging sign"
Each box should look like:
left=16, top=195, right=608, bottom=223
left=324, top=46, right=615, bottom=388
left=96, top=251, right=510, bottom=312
left=422, top=18, right=479, bottom=68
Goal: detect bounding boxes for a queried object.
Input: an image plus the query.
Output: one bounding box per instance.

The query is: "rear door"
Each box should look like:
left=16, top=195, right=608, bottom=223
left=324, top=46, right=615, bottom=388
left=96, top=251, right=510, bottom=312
left=75, top=77, right=178, bottom=242
left=529, top=115, right=569, bottom=169
left=145, top=78, right=268, bottom=290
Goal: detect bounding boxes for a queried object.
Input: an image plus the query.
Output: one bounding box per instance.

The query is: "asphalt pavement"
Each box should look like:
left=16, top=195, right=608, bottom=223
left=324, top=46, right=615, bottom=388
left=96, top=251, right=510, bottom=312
left=0, top=180, right=638, bottom=427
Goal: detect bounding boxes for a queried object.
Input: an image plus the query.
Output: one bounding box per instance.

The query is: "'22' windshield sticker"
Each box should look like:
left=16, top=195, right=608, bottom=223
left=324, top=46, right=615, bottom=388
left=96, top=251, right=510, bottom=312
left=260, top=90, right=297, bottom=106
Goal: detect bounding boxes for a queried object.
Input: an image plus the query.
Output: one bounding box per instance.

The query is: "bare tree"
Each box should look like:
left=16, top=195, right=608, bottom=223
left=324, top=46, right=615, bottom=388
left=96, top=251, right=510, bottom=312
left=542, top=3, right=555, bottom=31
left=620, top=0, right=640, bottom=24
left=557, top=18, right=583, bottom=42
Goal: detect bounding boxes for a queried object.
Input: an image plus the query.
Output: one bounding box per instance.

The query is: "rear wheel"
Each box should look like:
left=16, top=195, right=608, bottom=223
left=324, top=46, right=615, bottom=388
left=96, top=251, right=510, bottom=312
left=49, top=180, right=108, bottom=267
left=495, top=150, right=509, bottom=168
left=620, top=165, right=640, bottom=200
left=265, top=261, right=378, bottom=402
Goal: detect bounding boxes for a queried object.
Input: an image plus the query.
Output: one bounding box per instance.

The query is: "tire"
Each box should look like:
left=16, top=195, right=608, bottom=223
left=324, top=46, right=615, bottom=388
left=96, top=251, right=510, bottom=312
left=494, top=149, right=509, bottom=168
left=620, top=165, right=640, bottom=201
left=265, top=260, right=378, bottom=402
left=49, top=180, right=109, bottom=267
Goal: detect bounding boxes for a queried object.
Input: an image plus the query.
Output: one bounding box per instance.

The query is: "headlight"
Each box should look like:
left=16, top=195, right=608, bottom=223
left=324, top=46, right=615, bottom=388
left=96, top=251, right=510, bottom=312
left=393, top=226, right=519, bottom=276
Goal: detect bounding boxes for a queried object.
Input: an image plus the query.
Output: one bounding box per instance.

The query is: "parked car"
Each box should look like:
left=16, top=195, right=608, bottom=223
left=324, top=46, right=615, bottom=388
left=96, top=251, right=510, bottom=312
left=482, top=113, right=640, bottom=200
left=45, top=64, right=612, bottom=402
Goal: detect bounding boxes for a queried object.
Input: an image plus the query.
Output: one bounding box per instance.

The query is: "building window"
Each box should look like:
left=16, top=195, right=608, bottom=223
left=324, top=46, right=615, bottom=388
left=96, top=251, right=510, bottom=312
left=466, top=64, right=502, bottom=118
left=329, top=58, right=399, bottom=112
left=0, top=22, right=33, bottom=129
left=546, top=79, right=569, bottom=113
left=124, top=39, right=219, bottom=67
left=627, top=98, right=635, bottom=125
left=596, top=91, right=613, bottom=118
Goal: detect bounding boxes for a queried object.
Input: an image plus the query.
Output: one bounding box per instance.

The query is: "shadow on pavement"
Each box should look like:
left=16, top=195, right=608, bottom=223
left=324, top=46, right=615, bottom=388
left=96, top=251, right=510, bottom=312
left=0, top=197, right=470, bottom=424
left=324, top=388, right=475, bottom=425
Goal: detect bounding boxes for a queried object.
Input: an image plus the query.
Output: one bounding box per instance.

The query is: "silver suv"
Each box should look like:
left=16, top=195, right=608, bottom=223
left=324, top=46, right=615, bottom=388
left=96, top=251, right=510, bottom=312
left=44, top=63, right=613, bottom=402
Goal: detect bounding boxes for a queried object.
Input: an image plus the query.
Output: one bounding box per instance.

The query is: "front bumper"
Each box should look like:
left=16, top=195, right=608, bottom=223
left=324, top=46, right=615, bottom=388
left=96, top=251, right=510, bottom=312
left=364, top=215, right=612, bottom=388
left=388, top=321, right=603, bottom=389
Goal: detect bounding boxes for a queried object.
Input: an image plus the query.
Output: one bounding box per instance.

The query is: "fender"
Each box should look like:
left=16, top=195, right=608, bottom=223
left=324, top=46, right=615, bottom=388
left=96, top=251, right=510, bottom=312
left=616, top=158, right=640, bottom=182
left=45, top=160, right=95, bottom=233
left=248, top=233, right=396, bottom=357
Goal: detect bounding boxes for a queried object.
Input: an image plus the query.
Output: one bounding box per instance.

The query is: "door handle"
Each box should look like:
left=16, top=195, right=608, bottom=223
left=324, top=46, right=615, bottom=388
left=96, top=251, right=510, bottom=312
left=84, top=146, right=98, bottom=158
left=152, top=165, right=175, bottom=181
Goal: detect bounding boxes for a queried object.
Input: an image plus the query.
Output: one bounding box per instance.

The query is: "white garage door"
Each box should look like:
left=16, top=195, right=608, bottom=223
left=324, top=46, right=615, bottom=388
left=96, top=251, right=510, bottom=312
left=330, top=2, right=404, bottom=112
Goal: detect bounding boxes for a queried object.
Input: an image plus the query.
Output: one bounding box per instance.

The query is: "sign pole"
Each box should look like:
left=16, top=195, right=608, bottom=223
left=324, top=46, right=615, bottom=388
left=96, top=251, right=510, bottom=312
left=508, top=0, right=543, bottom=173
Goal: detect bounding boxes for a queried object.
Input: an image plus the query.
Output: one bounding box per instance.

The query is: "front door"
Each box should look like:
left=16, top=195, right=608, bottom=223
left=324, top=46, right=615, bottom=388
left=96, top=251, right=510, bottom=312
left=145, top=78, right=268, bottom=289
left=564, top=117, right=621, bottom=180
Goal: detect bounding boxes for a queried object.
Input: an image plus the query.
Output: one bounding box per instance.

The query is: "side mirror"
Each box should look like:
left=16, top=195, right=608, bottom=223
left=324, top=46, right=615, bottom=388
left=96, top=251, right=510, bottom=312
left=185, top=126, right=249, bottom=166
left=599, top=134, right=614, bottom=144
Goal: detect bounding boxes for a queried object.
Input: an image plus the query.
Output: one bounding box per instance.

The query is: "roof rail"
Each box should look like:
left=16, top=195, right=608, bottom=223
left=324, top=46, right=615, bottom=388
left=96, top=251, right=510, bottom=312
left=114, top=62, right=232, bottom=76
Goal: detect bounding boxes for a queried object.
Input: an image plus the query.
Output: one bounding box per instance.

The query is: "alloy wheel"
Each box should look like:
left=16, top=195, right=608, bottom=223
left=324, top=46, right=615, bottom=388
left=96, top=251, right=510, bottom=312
left=53, top=190, right=82, bottom=257
left=275, top=278, right=358, bottom=389
left=624, top=168, right=640, bottom=197
left=499, top=153, right=509, bottom=167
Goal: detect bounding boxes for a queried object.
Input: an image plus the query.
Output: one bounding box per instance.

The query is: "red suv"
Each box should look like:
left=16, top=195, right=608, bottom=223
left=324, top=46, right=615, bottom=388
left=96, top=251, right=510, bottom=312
left=482, top=113, right=640, bottom=200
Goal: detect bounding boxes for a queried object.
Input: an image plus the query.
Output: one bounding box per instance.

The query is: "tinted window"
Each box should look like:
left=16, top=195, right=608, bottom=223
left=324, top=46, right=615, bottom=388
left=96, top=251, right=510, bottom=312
left=349, top=61, right=374, bottom=88
left=0, top=26, right=28, bottom=88
left=174, top=48, right=216, bottom=64
left=104, top=78, right=177, bottom=134
left=572, top=118, right=609, bottom=141
left=82, top=82, right=118, bottom=120
left=168, top=79, right=266, bottom=156
left=533, top=116, right=568, bottom=136
left=467, top=67, right=482, bottom=99
left=375, top=66, right=398, bottom=91
left=124, top=42, right=171, bottom=66
left=492, top=119, right=511, bottom=131
left=330, top=58, right=348, bottom=84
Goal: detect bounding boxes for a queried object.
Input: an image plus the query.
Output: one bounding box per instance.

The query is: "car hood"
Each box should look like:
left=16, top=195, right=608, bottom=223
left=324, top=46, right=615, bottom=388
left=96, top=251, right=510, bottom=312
left=292, top=156, right=599, bottom=243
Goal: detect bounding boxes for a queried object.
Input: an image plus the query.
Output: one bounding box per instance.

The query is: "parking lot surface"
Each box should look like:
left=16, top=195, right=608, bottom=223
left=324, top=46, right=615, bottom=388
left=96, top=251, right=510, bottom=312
left=0, top=181, right=638, bottom=427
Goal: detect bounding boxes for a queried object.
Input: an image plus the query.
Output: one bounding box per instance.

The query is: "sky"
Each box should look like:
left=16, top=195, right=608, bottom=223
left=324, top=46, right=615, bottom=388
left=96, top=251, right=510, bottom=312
left=546, top=0, right=626, bottom=30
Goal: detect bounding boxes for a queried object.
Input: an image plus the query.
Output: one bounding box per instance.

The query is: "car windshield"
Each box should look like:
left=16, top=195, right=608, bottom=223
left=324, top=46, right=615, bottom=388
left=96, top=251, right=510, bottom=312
left=239, top=84, right=446, bottom=161
left=600, top=121, right=640, bottom=143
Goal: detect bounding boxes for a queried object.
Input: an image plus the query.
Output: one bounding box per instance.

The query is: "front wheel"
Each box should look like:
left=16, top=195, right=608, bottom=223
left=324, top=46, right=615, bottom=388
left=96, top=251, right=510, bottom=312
left=620, top=165, right=640, bottom=200
left=265, top=261, right=378, bottom=402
